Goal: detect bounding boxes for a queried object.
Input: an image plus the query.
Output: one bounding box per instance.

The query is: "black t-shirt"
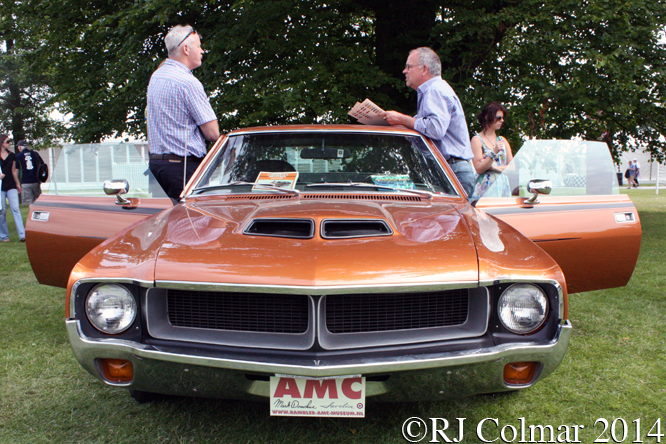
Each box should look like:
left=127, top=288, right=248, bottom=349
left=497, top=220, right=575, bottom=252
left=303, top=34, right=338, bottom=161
left=1, top=152, right=17, bottom=191
left=15, top=149, right=42, bottom=184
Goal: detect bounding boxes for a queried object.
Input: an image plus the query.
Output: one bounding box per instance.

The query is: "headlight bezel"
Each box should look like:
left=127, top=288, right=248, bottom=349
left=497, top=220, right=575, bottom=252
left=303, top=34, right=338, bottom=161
left=85, top=283, right=138, bottom=335
left=497, top=283, right=549, bottom=335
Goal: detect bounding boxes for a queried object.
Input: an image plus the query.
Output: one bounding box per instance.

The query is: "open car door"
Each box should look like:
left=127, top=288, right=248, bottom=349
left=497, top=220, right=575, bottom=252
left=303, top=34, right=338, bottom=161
left=26, top=143, right=173, bottom=288
left=476, top=140, right=641, bottom=294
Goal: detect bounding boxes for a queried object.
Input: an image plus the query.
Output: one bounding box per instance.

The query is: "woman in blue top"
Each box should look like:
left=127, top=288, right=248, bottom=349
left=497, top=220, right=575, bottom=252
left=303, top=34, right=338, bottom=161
left=471, top=102, right=513, bottom=201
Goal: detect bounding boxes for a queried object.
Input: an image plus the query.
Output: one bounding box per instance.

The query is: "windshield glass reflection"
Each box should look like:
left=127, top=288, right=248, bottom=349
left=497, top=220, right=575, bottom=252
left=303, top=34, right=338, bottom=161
left=194, top=132, right=458, bottom=196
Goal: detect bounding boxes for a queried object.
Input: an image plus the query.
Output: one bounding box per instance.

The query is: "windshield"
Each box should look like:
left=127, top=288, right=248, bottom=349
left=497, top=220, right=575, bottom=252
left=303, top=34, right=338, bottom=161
left=193, top=132, right=458, bottom=195
left=477, top=139, right=619, bottom=201
left=44, top=143, right=167, bottom=198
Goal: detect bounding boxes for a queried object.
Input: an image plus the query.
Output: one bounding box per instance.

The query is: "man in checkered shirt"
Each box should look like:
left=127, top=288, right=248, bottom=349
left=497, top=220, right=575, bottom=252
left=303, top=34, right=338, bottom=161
left=147, top=25, right=220, bottom=202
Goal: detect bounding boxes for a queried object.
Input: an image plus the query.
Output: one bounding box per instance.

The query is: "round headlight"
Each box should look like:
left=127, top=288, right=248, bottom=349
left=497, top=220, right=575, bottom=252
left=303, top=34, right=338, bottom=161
left=86, top=284, right=137, bottom=334
left=498, top=284, right=548, bottom=334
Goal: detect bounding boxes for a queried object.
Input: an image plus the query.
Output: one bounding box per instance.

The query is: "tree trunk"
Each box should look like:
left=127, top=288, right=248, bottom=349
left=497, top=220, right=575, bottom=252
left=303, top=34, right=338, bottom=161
left=356, top=0, right=438, bottom=114
left=4, top=38, right=26, bottom=151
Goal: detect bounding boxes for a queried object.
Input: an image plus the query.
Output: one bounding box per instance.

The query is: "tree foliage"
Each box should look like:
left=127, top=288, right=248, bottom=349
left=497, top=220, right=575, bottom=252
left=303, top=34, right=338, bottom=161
left=0, top=1, right=66, bottom=148
left=8, top=0, right=666, bottom=162
left=455, top=0, right=666, bottom=162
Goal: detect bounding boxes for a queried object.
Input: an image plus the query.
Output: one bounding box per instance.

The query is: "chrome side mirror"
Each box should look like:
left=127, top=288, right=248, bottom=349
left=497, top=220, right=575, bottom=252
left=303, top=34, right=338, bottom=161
left=524, top=179, right=552, bottom=204
left=104, top=179, right=131, bottom=205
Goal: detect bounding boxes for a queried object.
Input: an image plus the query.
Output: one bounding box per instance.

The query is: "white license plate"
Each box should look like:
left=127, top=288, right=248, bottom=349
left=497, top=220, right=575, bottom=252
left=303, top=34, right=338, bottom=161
left=269, top=375, right=366, bottom=417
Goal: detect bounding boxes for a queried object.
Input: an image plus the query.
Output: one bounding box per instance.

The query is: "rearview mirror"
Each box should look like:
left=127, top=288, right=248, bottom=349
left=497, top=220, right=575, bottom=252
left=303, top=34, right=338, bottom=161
left=300, top=148, right=350, bottom=160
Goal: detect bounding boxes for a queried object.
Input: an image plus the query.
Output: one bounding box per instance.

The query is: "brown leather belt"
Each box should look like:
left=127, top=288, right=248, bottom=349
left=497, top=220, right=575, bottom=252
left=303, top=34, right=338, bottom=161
left=149, top=153, right=203, bottom=161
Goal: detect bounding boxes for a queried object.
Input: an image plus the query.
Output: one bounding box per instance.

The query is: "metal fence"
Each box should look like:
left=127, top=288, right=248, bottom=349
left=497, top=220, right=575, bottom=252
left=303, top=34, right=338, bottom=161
left=41, top=142, right=152, bottom=197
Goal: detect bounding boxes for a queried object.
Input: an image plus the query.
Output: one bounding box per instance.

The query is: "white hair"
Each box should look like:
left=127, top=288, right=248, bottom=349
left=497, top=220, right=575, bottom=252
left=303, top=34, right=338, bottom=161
left=165, top=25, right=198, bottom=57
left=411, top=47, right=442, bottom=77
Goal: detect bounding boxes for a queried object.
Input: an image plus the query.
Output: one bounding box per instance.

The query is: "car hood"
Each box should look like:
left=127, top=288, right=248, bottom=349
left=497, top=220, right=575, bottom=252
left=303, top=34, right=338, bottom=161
left=149, top=197, right=479, bottom=287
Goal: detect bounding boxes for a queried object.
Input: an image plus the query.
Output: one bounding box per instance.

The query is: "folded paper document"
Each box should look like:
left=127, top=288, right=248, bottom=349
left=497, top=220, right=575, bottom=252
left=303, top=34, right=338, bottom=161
left=348, top=99, right=389, bottom=126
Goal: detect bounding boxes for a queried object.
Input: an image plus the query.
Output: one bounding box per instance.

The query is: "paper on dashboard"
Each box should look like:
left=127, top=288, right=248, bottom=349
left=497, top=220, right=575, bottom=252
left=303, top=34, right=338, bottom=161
left=348, top=99, right=389, bottom=126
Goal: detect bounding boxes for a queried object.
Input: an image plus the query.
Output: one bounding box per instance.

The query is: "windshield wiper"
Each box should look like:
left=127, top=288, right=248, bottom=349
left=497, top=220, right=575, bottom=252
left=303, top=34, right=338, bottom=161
left=191, top=182, right=300, bottom=196
left=305, top=182, right=432, bottom=199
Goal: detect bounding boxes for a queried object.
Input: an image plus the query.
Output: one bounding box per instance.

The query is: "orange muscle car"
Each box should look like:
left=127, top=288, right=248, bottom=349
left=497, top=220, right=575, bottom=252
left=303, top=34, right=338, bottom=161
left=26, top=126, right=641, bottom=416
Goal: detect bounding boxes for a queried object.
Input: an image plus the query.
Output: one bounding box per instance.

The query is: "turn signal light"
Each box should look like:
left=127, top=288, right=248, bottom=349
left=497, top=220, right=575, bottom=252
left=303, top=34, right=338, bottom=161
left=100, top=359, right=133, bottom=383
left=504, top=361, right=538, bottom=385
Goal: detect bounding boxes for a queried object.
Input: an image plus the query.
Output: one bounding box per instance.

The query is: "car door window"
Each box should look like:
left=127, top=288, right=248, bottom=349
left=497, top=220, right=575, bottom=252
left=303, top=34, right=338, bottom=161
left=477, top=140, right=619, bottom=201
left=43, top=143, right=168, bottom=198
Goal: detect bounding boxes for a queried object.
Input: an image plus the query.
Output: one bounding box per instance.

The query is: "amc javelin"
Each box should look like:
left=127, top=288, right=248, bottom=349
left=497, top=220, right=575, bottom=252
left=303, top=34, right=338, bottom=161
left=26, top=125, right=641, bottom=417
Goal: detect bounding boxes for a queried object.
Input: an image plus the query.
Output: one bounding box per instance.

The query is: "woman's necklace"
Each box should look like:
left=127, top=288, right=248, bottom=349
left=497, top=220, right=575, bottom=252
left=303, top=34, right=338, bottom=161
left=481, top=131, right=497, bottom=150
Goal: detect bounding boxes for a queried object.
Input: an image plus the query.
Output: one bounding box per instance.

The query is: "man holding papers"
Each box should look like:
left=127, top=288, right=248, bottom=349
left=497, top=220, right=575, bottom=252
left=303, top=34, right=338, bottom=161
left=383, top=47, right=475, bottom=197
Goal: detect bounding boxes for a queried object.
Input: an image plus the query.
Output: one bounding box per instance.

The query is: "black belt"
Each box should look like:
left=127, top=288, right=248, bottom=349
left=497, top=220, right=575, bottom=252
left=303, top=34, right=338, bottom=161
left=447, top=156, right=468, bottom=163
left=150, top=153, right=203, bottom=161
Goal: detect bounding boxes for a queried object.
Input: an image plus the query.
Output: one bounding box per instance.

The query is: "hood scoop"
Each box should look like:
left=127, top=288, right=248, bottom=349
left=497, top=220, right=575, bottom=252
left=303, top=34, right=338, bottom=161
left=244, top=218, right=315, bottom=239
left=321, top=219, right=393, bottom=239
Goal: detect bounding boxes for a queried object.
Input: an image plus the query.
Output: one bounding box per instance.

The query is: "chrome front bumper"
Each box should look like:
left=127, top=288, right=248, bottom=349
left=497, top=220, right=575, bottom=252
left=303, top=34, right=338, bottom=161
left=67, top=320, right=572, bottom=401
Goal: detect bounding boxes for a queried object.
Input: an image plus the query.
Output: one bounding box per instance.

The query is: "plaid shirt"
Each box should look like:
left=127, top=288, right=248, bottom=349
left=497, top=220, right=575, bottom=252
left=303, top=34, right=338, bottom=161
left=147, top=59, right=217, bottom=157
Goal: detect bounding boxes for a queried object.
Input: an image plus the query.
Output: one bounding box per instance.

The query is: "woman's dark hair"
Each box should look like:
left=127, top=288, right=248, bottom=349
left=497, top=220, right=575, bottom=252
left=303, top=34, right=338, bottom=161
left=477, top=102, right=507, bottom=130
left=0, top=134, right=9, bottom=146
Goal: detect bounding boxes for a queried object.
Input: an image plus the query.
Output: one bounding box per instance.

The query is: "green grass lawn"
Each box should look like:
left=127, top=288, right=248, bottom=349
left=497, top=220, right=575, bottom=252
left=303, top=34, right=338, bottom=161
left=1, top=191, right=664, bottom=443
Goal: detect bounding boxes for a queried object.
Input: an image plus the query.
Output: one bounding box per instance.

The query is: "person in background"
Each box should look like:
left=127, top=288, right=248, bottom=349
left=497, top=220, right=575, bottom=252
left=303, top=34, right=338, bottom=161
left=15, top=140, right=44, bottom=205
left=470, top=102, right=513, bottom=200
left=383, top=47, right=476, bottom=196
left=0, top=141, right=3, bottom=191
left=0, top=134, right=25, bottom=242
left=146, top=24, right=220, bottom=203
left=633, top=158, right=640, bottom=187
left=625, top=160, right=636, bottom=189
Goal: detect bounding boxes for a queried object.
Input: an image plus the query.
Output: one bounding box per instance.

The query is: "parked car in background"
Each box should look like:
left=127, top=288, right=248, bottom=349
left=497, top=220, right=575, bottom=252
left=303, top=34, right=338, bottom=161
left=25, top=125, right=641, bottom=417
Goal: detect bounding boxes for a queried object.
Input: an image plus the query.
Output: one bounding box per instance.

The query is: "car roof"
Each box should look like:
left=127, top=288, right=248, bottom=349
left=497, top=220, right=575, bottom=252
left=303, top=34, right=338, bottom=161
left=226, top=124, right=424, bottom=137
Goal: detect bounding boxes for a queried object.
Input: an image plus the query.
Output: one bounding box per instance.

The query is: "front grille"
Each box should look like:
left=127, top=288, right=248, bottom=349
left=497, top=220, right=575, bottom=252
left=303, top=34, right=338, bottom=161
left=167, top=290, right=309, bottom=333
left=325, top=289, right=469, bottom=333
left=154, top=287, right=483, bottom=350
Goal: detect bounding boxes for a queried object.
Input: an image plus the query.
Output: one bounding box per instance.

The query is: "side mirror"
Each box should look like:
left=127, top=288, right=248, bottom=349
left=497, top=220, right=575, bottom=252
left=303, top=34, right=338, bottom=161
left=524, top=179, right=552, bottom=204
left=104, top=179, right=131, bottom=205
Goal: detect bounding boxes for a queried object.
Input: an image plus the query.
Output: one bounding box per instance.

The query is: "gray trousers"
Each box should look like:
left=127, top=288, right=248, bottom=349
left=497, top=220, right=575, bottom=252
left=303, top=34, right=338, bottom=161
left=21, top=182, right=41, bottom=205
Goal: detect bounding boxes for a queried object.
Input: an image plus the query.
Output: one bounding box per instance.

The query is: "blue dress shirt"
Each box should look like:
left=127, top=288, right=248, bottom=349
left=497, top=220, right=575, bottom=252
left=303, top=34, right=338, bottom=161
left=413, top=76, right=473, bottom=160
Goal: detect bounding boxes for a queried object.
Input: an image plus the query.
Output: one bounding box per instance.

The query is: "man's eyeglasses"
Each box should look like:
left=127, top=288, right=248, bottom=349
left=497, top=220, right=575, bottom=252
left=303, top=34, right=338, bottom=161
left=405, top=63, right=424, bottom=70
left=177, top=27, right=196, bottom=47
left=495, top=115, right=505, bottom=121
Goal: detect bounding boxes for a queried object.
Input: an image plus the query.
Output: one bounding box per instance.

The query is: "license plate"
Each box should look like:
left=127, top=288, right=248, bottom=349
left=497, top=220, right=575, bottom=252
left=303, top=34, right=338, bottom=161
left=269, top=375, right=366, bottom=417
